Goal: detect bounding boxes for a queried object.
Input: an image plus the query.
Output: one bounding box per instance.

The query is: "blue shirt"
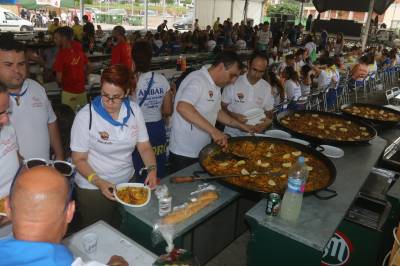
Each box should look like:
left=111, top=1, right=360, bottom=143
left=0, top=238, right=74, bottom=266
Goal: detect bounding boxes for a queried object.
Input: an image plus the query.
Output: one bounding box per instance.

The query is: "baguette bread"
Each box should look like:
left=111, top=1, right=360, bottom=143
left=162, top=191, right=219, bottom=225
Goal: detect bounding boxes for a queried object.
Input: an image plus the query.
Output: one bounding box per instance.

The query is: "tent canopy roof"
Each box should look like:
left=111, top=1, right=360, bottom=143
left=311, top=0, right=394, bottom=15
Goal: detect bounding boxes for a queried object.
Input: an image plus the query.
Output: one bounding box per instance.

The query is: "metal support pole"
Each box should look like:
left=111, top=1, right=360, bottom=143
left=230, top=0, right=234, bottom=21
left=391, top=2, right=398, bottom=29
left=361, top=0, right=375, bottom=51
left=80, top=0, right=84, bottom=21
left=163, top=0, right=166, bottom=20
left=244, top=0, right=249, bottom=23
left=212, top=0, right=216, bottom=23
left=193, top=0, right=197, bottom=23
left=145, top=0, right=149, bottom=30
left=299, top=1, right=304, bottom=24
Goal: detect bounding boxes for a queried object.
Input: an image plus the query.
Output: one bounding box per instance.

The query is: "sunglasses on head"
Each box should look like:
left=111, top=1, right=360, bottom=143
left=9, top=159, right=76, bottom=212
left=23, top=158, right=75, bottom=177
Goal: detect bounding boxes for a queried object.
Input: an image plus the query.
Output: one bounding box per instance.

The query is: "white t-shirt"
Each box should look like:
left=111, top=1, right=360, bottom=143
left=334, top=43, right=343, bottom=55
left=279, top=39, right=290, bottom=52
left=300, top=82, right=311, bottom=96
left=170, top=66, right=221, bottom=158
left=271, top=85, right=281, bottom=106
left=294, top=60, right=305, bottom=73
left=284, top=79, right=302, bottom=100
left=207, top=40, right=216, bottom=52
left=70, top=100, right=149, bottom=189
left=257, top=30, right=272, bottom=45
left=134, top=72, right=170, bottom=123
left=317, top=70, right=333, bottom=89
left=154, top=39, right=163, bottom=49
left=235, top=39, right=247, bottom=50
left=0, top=124, right=19, bottom=198
left=222, top=75, right=273, bottom=137
left=9, top=79, right=57, bottom=160
left=0, top=124, right=17, bottom=239
left=305, top=42, right=316, bottom=57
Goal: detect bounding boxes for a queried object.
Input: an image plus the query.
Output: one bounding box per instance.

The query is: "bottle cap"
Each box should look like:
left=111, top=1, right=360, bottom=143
left=298, top=156, right=305, bottom=164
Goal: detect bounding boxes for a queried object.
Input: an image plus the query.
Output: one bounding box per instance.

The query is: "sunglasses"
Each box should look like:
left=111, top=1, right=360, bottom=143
left=24, top=158, right=75, bottom=177
left=9, top=159, right=76, bottom=211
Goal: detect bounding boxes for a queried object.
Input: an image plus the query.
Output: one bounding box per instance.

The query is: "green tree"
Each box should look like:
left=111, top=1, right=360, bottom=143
left=150, top=0, right=161, bottom=4
left=184, top=0, right=192, bottom=5
left=166, top=0, right=175, bottom=5
left=267, top=0, right=300, bottom=17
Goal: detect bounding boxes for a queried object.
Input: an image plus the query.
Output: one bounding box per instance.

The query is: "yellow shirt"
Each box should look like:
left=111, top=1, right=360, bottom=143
left=48, top=23, right=59, bottom=35
left=72, top=24, right=83, bottom=41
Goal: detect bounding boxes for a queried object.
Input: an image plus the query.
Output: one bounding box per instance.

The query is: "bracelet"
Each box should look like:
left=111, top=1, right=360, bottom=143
left=87, top=172, right=97, bottom=183
left=146, top=165, right=157, bottom=173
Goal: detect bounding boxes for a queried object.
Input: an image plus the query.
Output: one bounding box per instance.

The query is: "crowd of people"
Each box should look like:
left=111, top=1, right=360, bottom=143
left=0, top=13, right=400, bottom=264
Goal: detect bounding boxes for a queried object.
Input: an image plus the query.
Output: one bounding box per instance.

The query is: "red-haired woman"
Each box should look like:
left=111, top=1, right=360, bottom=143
left=70, top=64, right=157, bottom=228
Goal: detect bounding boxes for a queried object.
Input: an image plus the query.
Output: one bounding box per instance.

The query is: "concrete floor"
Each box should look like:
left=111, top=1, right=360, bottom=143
left=205, top=231, right=250, bottom=266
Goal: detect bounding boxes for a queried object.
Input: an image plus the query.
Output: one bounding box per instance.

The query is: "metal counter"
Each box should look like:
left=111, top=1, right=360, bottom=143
left=122, top=164, right=239, bottom=237
left=245, top=137, right=387, bottom=265
left=119, top=164, right=241, bottom=265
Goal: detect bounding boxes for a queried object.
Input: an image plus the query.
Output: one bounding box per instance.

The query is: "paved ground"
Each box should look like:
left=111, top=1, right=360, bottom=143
left=204, top=231, right=249, bottom=266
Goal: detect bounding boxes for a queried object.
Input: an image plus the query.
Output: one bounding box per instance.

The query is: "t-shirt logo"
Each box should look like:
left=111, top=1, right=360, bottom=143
left=237, top=92, right=245, bottom=102
left=207, top=90, right=215, bottom=102
left=71, top=56, right=81, bottom=66
left=99, top=131, right=109, bottom=141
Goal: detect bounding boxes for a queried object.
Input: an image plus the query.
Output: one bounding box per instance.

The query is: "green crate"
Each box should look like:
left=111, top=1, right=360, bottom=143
left=112, top=15, right=123, bottom=24
left=128, top=16, right=143, bottom=26
left=105, top=14, right=113, bottom=24
left=95, top=13, right=104, bottom=23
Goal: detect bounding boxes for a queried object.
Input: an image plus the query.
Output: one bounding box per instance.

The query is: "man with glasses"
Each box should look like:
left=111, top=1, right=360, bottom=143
left=53, top=26, right=89, bottom=112
left=0, top=83, right=19, bottom=239
left=0, top=39, right=64, bottom=161
left=0, top=166, right=128, bottom=266
left=169, top=51, right=253, bottom=173
left=222, top=52, right=273, bottom=137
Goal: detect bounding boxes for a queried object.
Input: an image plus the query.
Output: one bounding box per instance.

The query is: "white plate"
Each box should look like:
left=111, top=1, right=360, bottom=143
left=288, top=138, right=310, bottom=146
left=263, top=130, right=291, bottom=139
left=114, top=183, right=151, bottom=208
left=320, top=145, right=345, bottom=158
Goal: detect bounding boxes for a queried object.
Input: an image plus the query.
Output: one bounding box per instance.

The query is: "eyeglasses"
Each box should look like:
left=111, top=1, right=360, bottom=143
left=101, top=94, right=125, bottom=103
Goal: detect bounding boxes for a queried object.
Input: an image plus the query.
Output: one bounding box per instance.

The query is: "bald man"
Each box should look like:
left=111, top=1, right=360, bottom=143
left=0, top=166, right=128, bottom=266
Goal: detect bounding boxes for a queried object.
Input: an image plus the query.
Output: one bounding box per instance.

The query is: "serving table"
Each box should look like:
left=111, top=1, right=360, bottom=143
left=64, top=220, right=157, bottom=265
left=245, top=136, right=389, bottom=265
left=119, top=164, right=245, bottom=265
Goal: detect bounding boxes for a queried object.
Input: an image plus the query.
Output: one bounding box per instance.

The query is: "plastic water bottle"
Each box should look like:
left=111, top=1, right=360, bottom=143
left=280, top=157, right=309, bottom=222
